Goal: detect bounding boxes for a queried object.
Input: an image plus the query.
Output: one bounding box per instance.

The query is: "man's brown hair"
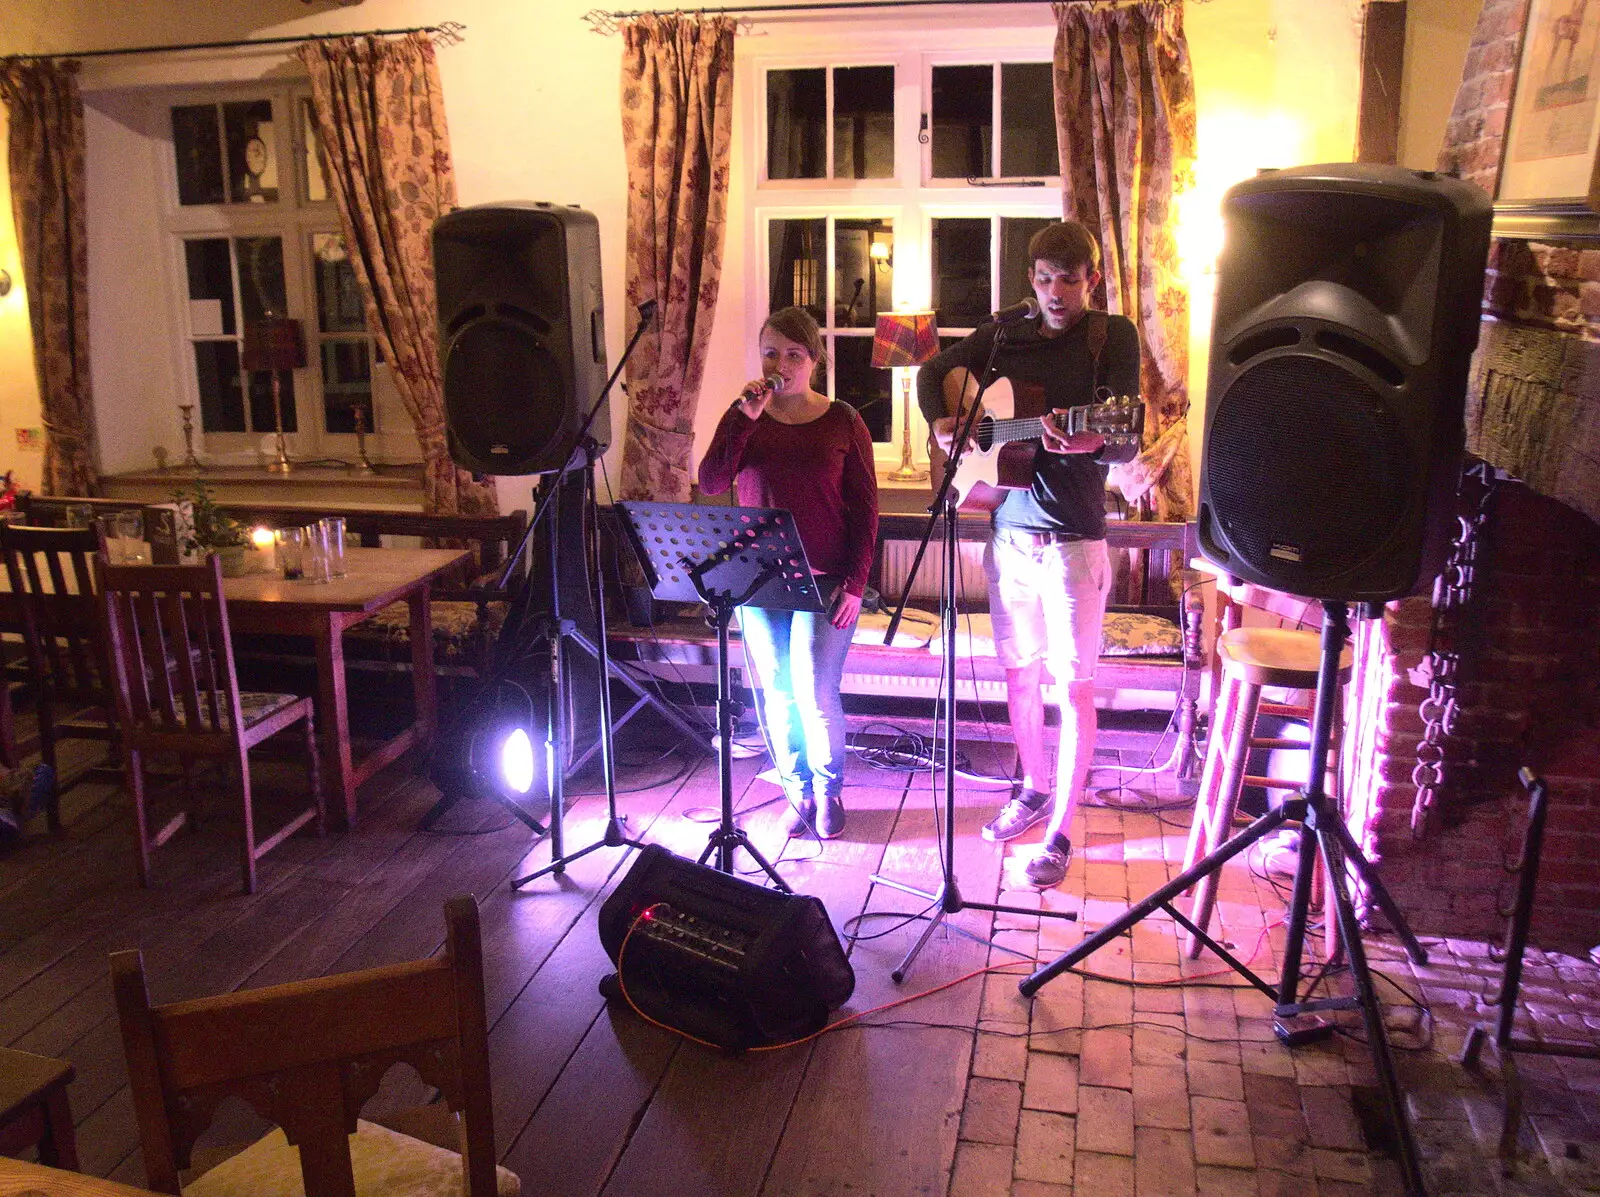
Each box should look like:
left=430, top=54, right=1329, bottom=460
left=1027, top=221, right=1101, bottom=275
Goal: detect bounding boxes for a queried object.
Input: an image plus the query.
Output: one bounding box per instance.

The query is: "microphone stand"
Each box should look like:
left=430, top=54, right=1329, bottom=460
left=514, top=301, right=657, bottom=885
left=874, top=320, right=1077, bottom=985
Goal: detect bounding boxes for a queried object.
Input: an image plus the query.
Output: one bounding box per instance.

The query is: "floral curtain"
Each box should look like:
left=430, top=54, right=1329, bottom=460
left=618, top=14, right=736, bottom=501
left=299, top=33, right=495, bottom=516
left=1, top=59, right=97, bottom=496
left=1053, top=1, right=1196, bottom=520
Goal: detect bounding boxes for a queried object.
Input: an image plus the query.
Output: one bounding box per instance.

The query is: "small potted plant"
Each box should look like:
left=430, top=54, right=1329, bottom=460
left=172, top=483, right=250, bottom=574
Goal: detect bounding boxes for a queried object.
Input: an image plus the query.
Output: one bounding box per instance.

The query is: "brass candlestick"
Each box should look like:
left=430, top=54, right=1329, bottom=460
left=178, top=404, right=205, bottom=472
left=242, top=317, right=305, bottom=476
left=267, top=375, right=293, bottom=473
left=352, top=407, right=378, bottom=474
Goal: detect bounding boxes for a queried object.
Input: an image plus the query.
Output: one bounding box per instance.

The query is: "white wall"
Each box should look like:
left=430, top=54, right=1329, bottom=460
left=1, top=0, right=1377, bottom=510
left=1399, top=0, right=1483, bottom=169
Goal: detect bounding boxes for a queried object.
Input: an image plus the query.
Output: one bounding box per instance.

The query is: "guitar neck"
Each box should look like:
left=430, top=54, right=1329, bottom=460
left=982, top=407, right=1084, bottom=445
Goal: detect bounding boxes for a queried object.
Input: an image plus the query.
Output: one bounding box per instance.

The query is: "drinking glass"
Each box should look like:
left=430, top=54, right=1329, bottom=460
left=304, top=522, right=332, bottom=584
left=275, top=527, right=305, bottom=580
left=320, top=517, right=347, bottom=578
left=107, top=511, right=149, bottom=564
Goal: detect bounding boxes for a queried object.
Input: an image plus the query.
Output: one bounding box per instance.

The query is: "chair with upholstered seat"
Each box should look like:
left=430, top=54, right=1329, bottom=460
left=99, top=557, right=323, bottom=893
left=0, top=522, right=118, bottom=830
left=111, top=895, right=518, bottom=1197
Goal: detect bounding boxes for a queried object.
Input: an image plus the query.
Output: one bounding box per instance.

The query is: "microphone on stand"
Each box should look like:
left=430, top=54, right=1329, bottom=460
left=636, top=298, right=659, bottom=323
left=989, top=297, right=1040, bottom=324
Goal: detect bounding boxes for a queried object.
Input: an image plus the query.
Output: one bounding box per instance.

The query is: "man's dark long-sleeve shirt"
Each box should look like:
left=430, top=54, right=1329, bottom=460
left=916, top=313, right=1139, bottom=538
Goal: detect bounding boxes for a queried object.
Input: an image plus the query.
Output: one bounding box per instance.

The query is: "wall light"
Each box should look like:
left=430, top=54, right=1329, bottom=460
left=870, top=240, right=892, bottom=270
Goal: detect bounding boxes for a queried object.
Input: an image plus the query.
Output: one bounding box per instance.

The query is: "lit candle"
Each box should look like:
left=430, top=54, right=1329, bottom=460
left=250, top=526, right=276, bottom=550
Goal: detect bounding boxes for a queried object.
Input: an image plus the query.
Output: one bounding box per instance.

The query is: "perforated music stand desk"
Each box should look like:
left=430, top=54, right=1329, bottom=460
left=616, top=501, right=824, bottom=890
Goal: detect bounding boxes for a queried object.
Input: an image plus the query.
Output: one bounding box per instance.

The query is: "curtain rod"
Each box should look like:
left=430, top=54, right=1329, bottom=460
left=583, top=0, right=1093, bottom=32
left=4, top=22, right=466, bottom=63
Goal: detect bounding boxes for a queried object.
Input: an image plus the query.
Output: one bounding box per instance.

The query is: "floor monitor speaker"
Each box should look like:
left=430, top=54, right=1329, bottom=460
left=1197, top=164, right=1492, bottom=602
left=434, top=202, right=607, bottom=476
left=598, top=845, right=855, bottom=1051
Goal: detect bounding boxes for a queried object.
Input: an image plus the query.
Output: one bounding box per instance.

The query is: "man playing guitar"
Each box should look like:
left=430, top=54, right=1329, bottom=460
left=916, top=221, right=1140, bottom=889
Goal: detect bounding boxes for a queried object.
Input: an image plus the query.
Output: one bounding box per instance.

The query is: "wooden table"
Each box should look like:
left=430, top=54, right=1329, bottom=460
left=0, top=1157, right=163, bottom=1196
left=0, top=1048, right=77, bottom=1172
left=221, top=547, right=470, bottom=827
left=0, top=546, right=468, bottom=830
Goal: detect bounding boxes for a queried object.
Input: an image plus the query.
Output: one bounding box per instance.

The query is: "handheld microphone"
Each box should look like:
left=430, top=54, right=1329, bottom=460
left=989, top=297, right=1040, bottom=324
left=636, top=298, right=658, bottom=322
left=737, top=375, right=784, bottom=404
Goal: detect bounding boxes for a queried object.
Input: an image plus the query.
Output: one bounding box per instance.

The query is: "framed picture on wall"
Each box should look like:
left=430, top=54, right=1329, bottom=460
left=1496, top=0, right=1600, bottom=238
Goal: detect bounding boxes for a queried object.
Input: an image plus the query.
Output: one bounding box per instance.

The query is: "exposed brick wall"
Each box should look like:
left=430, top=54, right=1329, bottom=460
left=1340, top=0, right=1600, bottom=956
left=1346, top=484, right=1600, bottom=952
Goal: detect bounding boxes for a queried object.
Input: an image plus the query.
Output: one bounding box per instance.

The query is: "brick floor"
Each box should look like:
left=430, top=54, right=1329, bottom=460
left=949, top=760, right=1600, bottom=1195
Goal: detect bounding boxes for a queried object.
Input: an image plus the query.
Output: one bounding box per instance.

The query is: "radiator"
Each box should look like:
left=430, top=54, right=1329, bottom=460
left=877, top=537, right=987, bottom=604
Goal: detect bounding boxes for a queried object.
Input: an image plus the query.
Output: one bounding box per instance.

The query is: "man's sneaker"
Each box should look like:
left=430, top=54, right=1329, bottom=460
left=815, top=795, right=846, bottom=840
left=982, top=788, right=1051, bottom=842
left=1025, top=834, right=1073, bottom=888
left=781, top=795, right=816, bottom=838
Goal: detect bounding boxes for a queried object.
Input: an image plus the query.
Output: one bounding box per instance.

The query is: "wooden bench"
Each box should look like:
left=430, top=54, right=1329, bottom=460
left=609, top=515, right=1205, bottom=779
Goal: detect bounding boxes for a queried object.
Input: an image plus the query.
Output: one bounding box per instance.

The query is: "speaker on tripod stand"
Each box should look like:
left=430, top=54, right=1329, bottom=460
left=1023, top=164, right=1494, bottom=1197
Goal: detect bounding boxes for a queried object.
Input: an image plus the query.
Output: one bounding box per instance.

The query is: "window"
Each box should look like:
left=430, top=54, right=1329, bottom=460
left=162, top=85, right=404, bottom=464
left=752, top=48, right=1059, bottom=469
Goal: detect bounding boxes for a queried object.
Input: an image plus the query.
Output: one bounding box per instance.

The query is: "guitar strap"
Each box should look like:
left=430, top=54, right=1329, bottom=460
left=1086, top=311, right=1108, bottom=400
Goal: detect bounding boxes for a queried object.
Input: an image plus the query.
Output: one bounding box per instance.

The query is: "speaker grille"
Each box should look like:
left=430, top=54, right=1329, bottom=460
left=1207, top=353, right=1410, bottom=588
left=443, top=316, right=567, bottom=469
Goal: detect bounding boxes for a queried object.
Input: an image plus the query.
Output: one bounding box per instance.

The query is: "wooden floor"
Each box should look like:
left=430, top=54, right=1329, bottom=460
left=4, top=714, right=1600, bottom=1195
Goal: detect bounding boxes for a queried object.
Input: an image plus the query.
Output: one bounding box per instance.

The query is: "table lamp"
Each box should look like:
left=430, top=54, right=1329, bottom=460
left=870, top=310, right=939, bottom=483
left=242, top=315, right=306, bottom=473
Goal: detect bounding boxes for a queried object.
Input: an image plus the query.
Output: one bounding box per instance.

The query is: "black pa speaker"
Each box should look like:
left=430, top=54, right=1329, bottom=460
left=1197, top=164, right=1492, bottom=602
left=434, top=202, right=608, bottom=475
left=598, top=845, right=856, bottom=1051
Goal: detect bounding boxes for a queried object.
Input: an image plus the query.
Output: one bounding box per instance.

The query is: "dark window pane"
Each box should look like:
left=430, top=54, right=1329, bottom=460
left=225, top=99, right=278, bottom=204
left=1000, top=217, right=1057, bottom=305
left=932, top=65, right=992, bottom=179
left=321, top=340, right=374, bottom=433
left=248, top=370, right=298, bottom=434
left=172, top=104, right=225, bottom=206
left=834, top=218, right=893, bottom=330
left=302, top=99, right=329, bottom=203
left=932, top=218, right=991, bottom=328
left=185, top=239, right=236, bottom=336
left=768, top=68, right=825, bottom=179
left=768, top=218, right=826, bottom=321
left=194, top=341, right=245, bottom=432
left=835, top=336, right=889, bottom=442
left=1000, top=63, right=1057, bottom=177
left=313, top=234, right=366, bottom=333
left=833, top=66, right=894, bottom=179
left=236, top=237, right=287, bottom=325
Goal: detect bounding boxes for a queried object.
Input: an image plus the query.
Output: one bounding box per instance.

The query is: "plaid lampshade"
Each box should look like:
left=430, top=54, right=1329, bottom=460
left=241, top=316, right=307, bottom=372
left=870, top=310, right=939, bottom=369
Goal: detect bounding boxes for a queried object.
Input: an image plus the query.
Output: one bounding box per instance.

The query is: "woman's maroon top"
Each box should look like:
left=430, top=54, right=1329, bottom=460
left=698, top=400, right=880, bottom=598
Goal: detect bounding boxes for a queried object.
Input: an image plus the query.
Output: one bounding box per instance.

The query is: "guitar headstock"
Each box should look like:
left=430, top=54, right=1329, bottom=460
left=1056, top=396, right=1144, bottom=439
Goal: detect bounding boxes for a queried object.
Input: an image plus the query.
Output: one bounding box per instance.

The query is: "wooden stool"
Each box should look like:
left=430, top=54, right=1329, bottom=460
left=1179, top=626, right=1352, bottom=959
left=0, top=1046, right=78, bottom=1171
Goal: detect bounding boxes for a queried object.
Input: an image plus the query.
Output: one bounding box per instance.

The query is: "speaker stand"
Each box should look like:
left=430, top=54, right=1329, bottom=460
left=1018, top=603, right=1431, bottom=1195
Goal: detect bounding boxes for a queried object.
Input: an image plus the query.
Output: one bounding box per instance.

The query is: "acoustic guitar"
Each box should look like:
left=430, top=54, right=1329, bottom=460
left=930, top=368, right=1144, bottom=512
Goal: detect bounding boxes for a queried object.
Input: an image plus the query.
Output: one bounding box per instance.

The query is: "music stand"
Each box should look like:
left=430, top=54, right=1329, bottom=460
left=616, top=501, right=824, bottom=891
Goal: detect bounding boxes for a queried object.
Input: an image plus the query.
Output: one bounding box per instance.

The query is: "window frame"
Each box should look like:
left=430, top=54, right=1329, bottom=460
left=748, top=46, right=1062, bottom=475
left=156, top=81, right=413, bottom=466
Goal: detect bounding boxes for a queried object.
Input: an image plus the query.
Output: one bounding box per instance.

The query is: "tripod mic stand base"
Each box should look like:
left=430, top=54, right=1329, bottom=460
left=699, top=826, right=791, bottom=893
left=512, top=815, right=645, bottom=888
left=870, top=869, right=1079, bottom=984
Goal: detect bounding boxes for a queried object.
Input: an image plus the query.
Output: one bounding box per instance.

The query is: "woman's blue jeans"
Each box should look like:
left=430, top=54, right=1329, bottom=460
left=739, top=586, right=858, bottom=802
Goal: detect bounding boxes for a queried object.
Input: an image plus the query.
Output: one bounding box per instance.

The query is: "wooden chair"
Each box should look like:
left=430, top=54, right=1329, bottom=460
left=99, top=557, right=323, bottom=893
left=0, top=523, right=118, bottom=830
left=111, top=895, right=517, bottom=1197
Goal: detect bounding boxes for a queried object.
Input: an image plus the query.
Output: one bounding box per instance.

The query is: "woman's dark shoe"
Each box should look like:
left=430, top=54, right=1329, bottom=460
left=815, top=795, right=846, bottom=839
left=1025, top=833, right=1073, bottom=888
left=781, top=795, right=817, bottom=838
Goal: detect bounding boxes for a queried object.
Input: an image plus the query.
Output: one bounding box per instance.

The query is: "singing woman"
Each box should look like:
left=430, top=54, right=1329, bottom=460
left=697, top=306, right=879, bottom=839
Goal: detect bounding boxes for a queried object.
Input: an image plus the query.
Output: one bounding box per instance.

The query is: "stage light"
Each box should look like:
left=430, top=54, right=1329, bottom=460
left=496, top=725, right=536, bottom=796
